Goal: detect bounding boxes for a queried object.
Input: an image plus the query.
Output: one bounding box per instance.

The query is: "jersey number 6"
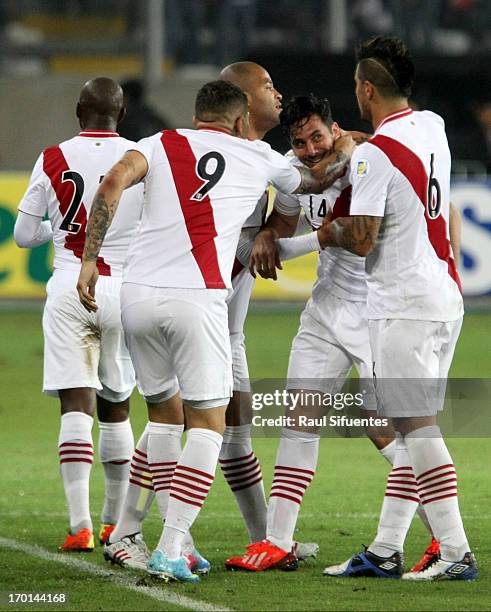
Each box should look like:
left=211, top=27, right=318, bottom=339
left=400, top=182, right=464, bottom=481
left=191, top=152, right=226, bottom=202
left=427, top=153, right=441, bottom=219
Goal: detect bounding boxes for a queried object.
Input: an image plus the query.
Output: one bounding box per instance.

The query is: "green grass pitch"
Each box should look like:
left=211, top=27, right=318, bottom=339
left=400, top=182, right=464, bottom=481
left=0, top=306, right=490, bottom=611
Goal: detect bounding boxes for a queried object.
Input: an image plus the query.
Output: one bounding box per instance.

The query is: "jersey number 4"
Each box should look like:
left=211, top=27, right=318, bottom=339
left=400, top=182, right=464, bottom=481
left=59, top=171, right=104, bottom=233
left=190, top=152, right=226, bottom=202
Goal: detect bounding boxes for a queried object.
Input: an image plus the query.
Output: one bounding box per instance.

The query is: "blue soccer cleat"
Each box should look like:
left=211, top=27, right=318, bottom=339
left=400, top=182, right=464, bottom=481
left=184, top=548, right=211, bottom=575
left=402, top=552, right=478, bottom=581
left=147, top=550, right=200, bottom=583
left=323, top=549, right=403, bottom=578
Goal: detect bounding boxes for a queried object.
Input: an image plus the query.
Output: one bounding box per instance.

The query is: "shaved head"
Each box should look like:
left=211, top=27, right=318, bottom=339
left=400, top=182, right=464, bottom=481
left=218, top=62, right=282, bottom=139
left=219, top=61, right=265, bottom=93
left=77, top=77, right=124, bottom=130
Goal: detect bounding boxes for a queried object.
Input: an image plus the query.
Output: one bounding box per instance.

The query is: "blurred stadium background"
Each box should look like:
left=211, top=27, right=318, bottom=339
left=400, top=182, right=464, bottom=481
left=0, top=0, right=491, bottom=304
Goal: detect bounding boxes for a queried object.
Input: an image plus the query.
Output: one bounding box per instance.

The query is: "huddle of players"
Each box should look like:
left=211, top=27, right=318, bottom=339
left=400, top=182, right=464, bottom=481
left=15, top=34, right=477, bottom=583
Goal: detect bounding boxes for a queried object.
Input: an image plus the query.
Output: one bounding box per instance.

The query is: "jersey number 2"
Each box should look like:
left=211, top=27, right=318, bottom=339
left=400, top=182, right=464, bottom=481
left=59, top=171, right=104, bottom=233
left=427, top=154, right=441, bottom=219
left=191, top=152, right=226, bottom=201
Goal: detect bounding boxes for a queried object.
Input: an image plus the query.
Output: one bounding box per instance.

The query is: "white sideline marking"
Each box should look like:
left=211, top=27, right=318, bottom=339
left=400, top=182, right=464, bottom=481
left=0, top=537, right=232, bottom=612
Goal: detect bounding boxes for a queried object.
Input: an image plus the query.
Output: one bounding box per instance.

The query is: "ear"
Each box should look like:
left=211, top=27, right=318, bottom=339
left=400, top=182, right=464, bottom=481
left=365, top=81, right=376, bottom=101
left=117, top=106, right=126, bottom=125
left=192, top=115, right=199, bottom=127
left=76, top=102, right=84, bottom=129
left=331, top=122, right=342, bottom=139
left=234, top=115, right=247, bottom=138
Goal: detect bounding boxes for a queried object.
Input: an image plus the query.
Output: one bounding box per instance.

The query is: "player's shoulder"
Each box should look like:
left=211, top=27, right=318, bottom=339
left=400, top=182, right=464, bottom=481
left=415, top=109, right=446, bottom=129
left=284, top=148, right=298, bottom=164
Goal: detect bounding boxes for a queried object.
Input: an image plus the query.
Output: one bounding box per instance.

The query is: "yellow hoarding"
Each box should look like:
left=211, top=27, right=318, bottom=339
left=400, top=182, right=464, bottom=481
left=0, top=173, right=316, bottom=300
left=0, top=173, right=53, bottom=298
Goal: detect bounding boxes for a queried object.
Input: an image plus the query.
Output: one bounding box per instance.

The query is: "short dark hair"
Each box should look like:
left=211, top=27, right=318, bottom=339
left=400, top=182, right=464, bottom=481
left=356, top=36, right=415, bottom=98
left=280, top=94, right=333, bottom=141
left=195, top=80, right=248, bottom=122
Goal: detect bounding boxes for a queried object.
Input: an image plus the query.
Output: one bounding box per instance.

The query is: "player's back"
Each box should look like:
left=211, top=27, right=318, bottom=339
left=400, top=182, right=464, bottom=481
left=357, top=109, right=462, bottom=321
left=20, top=131, right=143, bottom=276
left=125, top=128, right=299, bottom=290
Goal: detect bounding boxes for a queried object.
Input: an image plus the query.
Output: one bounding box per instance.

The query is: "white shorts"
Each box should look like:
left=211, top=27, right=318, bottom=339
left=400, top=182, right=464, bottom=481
left=227, top=266, right=255, bottom=392
left=287, top=282, right=375, bottom=409
left=121, top=283, right=233, bottom=405
left=369, top=317, right=463, bottom=417
left=43, top=270, right=135, bottom=400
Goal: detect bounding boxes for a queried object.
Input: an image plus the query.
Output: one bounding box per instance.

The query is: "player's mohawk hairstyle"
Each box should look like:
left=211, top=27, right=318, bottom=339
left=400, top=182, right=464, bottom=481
left=356, top=36, right=415, bottom=98
left=280, top=94, right=333, bottom=141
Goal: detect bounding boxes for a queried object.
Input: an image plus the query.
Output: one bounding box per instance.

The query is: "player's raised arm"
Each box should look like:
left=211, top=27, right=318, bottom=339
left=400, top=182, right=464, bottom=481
left=293, top=133, right=356, bottom=195
left=77, top=150, right=147, bottom=312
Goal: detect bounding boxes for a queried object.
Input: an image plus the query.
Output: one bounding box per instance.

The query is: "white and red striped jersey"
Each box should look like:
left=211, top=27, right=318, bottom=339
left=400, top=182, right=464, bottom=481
left=18, top=131, right=143, bottom=277
left=275, top=152, right=367, bottom=302
left=349, top=108, right=463, bottom=321
left=124, top=128, right=301, bottom=289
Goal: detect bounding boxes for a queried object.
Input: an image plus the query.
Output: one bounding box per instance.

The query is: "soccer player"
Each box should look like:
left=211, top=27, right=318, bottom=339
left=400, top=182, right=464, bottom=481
left=103, top=63, right=318, bottom=571
left=76, top=80, right=355, bottom=582
left=316, top=36, right=477, bottom=581
left=217, top=62, right=316, bottom=558
left=217, top=61, right=282, bottom=546
left=14, top=78, right=142, bottom=551
left=226, top=93, right=456, bottom=572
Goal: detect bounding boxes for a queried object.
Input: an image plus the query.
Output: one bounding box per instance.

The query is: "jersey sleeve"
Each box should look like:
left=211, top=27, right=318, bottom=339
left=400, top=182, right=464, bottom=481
left=266, top=148, right=302, bottom=194
left=18, top=153, right=49, bottom=217
left=273, top=190, right=301, bottom=216
left=129, top=135, right=156, bottom=174
left=349, top=143, right=393, bottom=217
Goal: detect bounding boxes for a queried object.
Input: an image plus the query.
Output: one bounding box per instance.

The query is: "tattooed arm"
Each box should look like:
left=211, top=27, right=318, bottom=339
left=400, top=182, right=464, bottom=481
left=293, top=134, right=356, bottom=195
left=317, top=215, right=382, bottom=257
left=77, top=150, right=148, bottom=312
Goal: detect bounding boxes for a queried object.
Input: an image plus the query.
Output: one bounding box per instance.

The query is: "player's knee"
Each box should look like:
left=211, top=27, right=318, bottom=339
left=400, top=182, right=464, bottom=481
left=59, top=388, right=96, bottom=416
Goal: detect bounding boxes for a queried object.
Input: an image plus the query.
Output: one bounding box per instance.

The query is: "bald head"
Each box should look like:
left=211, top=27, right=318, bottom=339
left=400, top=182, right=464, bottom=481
left=218, top=62, right=282, bottom=140
left=76, top=77, right=124, bottom=130
left=219, top=62, right=265, bottom=94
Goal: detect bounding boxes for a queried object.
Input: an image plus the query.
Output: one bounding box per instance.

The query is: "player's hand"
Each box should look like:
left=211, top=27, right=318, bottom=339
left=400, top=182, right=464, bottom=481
left=77, top=261, right=99, bottom=312
left=333, top=133, right=357, bottom=157
left=249, top=228, right=282, bottom=280
left=317, top=215, right=333, bottom=249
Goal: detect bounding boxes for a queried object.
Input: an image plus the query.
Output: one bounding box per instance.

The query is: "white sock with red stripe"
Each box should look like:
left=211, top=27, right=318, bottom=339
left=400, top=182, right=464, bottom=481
left=219, top=424, right=267, bottom=542
left=406, top=426, right=469, bottom=561
left=379, top=438, right=434, bottom=538
left=58, top=412, right=94, bottom=534
left=109, top=424, right=154, bottom=543
left=147, top=421, right=183, bottom=519
left=158, top=428, right=222, bottom=560
left=98, top=420, right=134, bottom=525
left=369, top=435, right=419, bottom=557
left=266, top=428, right=318, bottom=552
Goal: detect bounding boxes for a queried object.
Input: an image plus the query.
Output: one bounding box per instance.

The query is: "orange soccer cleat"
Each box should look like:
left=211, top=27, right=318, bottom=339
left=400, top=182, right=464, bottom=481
left=225, top=539, right=298, bottom=572
left=98, top=523, right=116, bottom=545
left=59, top=528, right=95, bottom=552
left=410, top=538, right=440, bottom=573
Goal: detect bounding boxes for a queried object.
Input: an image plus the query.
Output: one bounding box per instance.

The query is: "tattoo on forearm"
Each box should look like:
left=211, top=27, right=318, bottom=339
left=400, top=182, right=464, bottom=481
left=83, top=194, right=114, bottom=261
left=294, top=151, right=349, bottom=195
left=324, top=216, right=381, bottom=255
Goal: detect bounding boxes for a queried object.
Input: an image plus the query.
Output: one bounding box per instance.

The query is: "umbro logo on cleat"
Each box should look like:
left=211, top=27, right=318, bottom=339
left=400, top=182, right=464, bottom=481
left=447, top=564, right=468, bottom=575
left=379, top=561, right=398, bottom=571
